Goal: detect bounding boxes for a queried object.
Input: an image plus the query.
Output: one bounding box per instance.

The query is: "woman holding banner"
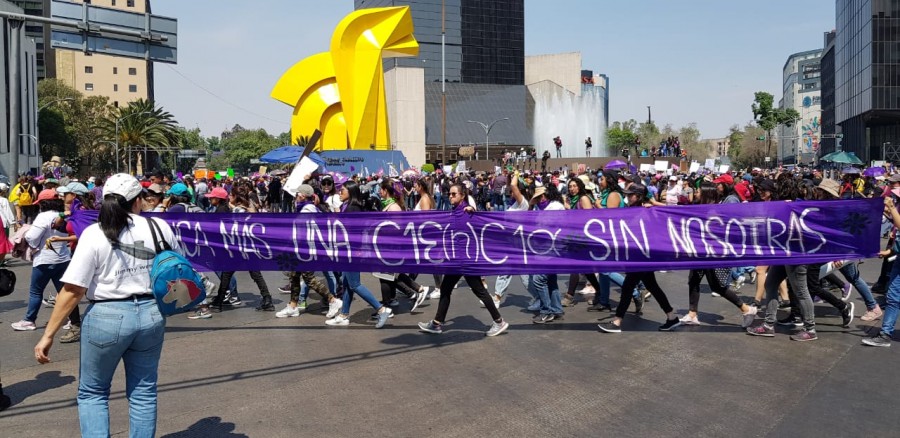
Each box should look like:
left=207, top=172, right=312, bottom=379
left=597, top=183, right=682, bottom=333
left=376, top=179, right=432, bottom=312
left=325, top=180, right=393, bottom=328
left=679, top=182, right=758, bottom=327
left=561, top=175, right=603, bottom=308
left=491, top=171, right=532, bottom=309
left=210, top=187, right=275, bottom=312
left=419, top=183, right=509, bottom=337
left=589, top=172, right=643, bottom=313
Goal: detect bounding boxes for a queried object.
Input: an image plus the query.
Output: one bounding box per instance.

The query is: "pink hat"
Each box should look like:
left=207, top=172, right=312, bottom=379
left=35, top=188, right=58, bottom=203
left=204, top=187, right=228, bottom=199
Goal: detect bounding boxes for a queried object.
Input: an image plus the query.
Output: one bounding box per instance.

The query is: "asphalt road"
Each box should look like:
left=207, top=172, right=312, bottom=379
left=0, top=253, right=896, bottom=437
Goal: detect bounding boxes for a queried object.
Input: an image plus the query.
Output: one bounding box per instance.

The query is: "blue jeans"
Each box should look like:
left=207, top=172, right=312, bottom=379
left=880, top=260, right=900, bottom=337
left=731, top=266, right=754, bottom=280
left=24, top=262, right=69, bottom=323
left=340, top=271, right=382, bottom=314
left=596, top=272, right=638, bottom=307
left=494, top=274, right=529, bottom=298
left=78, top=298, right=165, bottom=438
left=839, top=262, right=876, bottom=310
left=300, top=271, right=337, bottom=300
left=529, top=274, right=562, bottom=315
left=491, top=193, right=505, bottom=211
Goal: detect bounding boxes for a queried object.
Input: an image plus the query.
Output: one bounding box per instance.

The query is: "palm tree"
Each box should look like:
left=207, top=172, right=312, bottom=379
left=99, top=99, right=180, bottom=173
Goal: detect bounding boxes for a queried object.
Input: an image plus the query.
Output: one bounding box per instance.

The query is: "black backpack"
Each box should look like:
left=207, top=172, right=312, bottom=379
left=0, top=268, right=16, bottom=298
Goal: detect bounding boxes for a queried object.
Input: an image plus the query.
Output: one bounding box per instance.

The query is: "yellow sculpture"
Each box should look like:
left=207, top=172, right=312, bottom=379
left=271, top=6, right=418, bottom=150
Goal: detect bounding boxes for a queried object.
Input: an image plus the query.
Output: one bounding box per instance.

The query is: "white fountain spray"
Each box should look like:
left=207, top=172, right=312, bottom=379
left=531, top=81, right=608, bottom=158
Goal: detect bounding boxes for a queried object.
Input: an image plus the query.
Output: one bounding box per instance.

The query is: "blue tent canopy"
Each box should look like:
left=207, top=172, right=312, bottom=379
left=259, top=146, right=325, bottom=165
left=319, top=150, right=410, bottom=175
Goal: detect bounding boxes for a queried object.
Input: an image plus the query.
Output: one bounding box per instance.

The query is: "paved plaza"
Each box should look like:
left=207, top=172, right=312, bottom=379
left=0, top=254, right=897, bottom=437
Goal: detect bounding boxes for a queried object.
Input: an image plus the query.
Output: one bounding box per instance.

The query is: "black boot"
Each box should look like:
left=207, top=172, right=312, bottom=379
left=209, top=294, right=226, bottom=312
left=0, top=386, right=11, bottom=412
left=256, top=295, right=275, bottom=311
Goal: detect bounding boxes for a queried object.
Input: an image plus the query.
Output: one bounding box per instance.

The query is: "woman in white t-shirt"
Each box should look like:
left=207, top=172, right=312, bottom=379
left=35, top=173, right=180, bottom=437
left=11, top=189, right=71, bottom=331
left=492, top=171, right=531, bottom=307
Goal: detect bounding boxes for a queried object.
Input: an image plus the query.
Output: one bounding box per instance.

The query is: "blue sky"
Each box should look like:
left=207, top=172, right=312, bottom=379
left=151, top=0, right=835, bottom=140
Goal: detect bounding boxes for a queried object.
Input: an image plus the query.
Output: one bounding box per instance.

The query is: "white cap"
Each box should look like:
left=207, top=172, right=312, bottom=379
left=0, top=183, right=8, bottom=192
left=103, top=173, right=142, bottom=201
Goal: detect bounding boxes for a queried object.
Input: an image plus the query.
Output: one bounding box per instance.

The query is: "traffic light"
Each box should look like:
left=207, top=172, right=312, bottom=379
left=756, top=136, right=766, bottom=141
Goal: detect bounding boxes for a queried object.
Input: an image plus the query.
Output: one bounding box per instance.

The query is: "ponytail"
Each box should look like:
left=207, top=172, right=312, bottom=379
left=99, top=194, right=137, bottom=245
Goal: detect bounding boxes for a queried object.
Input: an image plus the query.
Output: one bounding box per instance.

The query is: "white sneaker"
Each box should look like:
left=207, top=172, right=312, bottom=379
left=679, top=314, right=700, bottom=325
left=428, top=289, right=441, bottom=300
left=202, top=276, right=218, bottom=298
left=741, top=305, right=758, bottom=328
left=480, top=295, right=501, bottom=309
left=411, top=288, right=429, bottom=312
left=326, top=298, right=343, bottom=318
left=326, top=314, right=350, bottom=326
left=275, top=305, right=300, bottom=318
left=62, top=321, right=72, bottom=330
left=11, top=320, right=36, bottom=331
left=577, top=284, right=596, bottom=295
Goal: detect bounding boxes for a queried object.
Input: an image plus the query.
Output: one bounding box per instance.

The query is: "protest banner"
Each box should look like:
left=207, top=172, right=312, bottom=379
left=71, top=200, right=882, bottom=275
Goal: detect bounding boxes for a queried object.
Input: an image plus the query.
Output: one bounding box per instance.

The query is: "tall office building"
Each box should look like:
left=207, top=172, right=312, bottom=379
left=9, top=0, right=53, bottom=79
left=820, top=30, right=838, bottom=156
left=355, top=0, right=524, bottom=85
left=355, top=0, right=529, bottom=163
left=0, top=0, right=40, bottom=175
left=834, top=0, right=900, bottom=162
left=54, top=0, right=154, bottom=106
left=777, top=49, right=822, bottom=164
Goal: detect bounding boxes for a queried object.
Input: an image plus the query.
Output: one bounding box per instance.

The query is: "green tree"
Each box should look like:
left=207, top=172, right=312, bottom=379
left=752, top=91, right=800, bottom=163
left=733, top=123, right=770, bottom=168
left=179, top=127, right=206, bottom=151
left=99, top=99, right=180, bottom=173
left=676, top=123, right=702, bottom=159
left=37, top=79, right=111, bottom=173
left=605, top=121, right=638, bottom=151
left=37, top=108, right=75, bottom=161
left=209, top=128, right=279, bottom=171
left=727, top=124, right=744, bottom=165
left=206, top=136, right=221, bottom=151
left=637, top=121, right=661, bottom=153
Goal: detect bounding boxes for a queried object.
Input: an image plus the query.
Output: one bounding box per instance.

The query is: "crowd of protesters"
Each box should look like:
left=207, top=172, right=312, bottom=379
left=2, top=160, right=900, bottom=427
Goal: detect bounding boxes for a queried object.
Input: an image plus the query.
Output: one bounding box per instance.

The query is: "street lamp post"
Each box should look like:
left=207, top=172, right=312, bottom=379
left=38, top=97, right=74, bottom=113
left=115, top=111, right=153, bottom=173
left=18, top=134, right=38, bottom=171
left=467, top=118, right=509, bottom=162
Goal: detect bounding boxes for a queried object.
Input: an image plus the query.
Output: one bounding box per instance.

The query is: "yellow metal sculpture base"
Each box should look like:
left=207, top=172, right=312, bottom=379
left=271, top=6, right=418, bottom=151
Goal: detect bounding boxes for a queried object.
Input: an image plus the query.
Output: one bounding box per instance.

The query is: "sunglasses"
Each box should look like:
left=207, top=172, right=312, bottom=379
left=449, top=192, right=460, bottom=196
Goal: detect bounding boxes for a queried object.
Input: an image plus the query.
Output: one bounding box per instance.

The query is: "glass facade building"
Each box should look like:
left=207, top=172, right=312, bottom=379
left=459, top=0, right=524, bottom=84
left=355, top=0, right=524, bottom=85
left=821, top=31, right=839, bottom=155
left=835, top=0, right=900, bottom=162
left=10, top=0, right=53, bottom=79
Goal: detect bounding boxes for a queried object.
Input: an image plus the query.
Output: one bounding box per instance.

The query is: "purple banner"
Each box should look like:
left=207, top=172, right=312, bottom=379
left=71, top=199, right=882, bottom=275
